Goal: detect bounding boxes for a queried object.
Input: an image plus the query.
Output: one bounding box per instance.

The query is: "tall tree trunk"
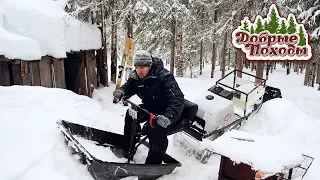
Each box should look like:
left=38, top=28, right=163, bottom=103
left=220, top=31, right=227, bottom=78
left=127, top=12, right=133, bottom=37
left=234, top=50, right=237, bottom=69
left=170, top=13, right=176, bottom=74
left=110, top=0, right=117, bottom=84
left=294, top=62, right=299, bottom=74
left=199, top=6, right=204, bottom=75
left=236, top=8, right=246, bottom=78
left=304, top=62, right=311, bottom=86
left=211, top=42, right=216, bottom=78
left=176, top=20, right=183, bottom=77
left=311, top=62, right=317, bottom=87
left=317, top=59, right=320, bottom=84
left=236, top=51, right=243, bottom=78
left=97, top=4, right=108, bottom=87
left=256, top=62, right=264, bottom=83
left=102, top=5, right=108, bottom=87
left=300, top=62, right=305, bottom=74
left=286, top=61, right=290, bottom=75
left=244, top=59, right=249, bottom=69
left=124, top=0, right=134, bottom=83
left=200, top=40, right=203, bottom=75
left=228, top=48, right=231, bottom=70
left=266, top=63, right=271, bottom=79
left=211, top=4, right=218, bottom=78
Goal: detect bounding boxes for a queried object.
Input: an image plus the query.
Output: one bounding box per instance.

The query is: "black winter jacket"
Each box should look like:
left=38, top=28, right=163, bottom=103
left=119, top=57, right=185, bottom=124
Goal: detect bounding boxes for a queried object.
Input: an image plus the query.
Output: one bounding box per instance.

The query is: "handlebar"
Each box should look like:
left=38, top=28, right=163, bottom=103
left=122, top=98, right=156, bottom=126
left=125, top=99, right=150, bottom=115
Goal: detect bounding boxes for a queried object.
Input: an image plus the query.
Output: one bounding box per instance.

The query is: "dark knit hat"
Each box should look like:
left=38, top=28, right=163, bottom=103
left=134, top=50, right=152, bottom=67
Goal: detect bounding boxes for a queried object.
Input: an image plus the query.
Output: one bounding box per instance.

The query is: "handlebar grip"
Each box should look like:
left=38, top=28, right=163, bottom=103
left=149, top=113, right=156, bottom=126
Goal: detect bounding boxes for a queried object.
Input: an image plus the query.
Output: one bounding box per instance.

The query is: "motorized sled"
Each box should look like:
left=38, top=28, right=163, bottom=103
left=171, top=70, right=283, bottom=163
left=58, top=69, right=284, bottom=179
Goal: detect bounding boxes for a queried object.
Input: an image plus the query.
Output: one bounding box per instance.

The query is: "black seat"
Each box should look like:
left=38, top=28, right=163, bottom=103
left=181, top=99, right=198, bottom=123
left=263, top=85, right=282, bottom=103
left=167, top=99, right=198, bottom=135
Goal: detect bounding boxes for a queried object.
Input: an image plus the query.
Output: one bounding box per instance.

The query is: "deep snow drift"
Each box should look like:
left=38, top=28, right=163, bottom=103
left=211, top=99, right=318, bottom=178
left=0, top=86, right=119, bottom=180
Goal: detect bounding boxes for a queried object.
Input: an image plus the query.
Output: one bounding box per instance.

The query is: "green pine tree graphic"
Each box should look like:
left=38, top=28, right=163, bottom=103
left=263, top=19, right=268, bottom=31
left=298, top=26, right=307, bottom=46
left=278, top=19, right=287, bottom=34
left=255, top=17, right=264, bottom=33
left=250, top=26, right=255, bottom=34
left=287, top=15, right=297, bottom=34
left=267, top=6, right=280, bottom=33
left=242, top=20, right=250, bottom=32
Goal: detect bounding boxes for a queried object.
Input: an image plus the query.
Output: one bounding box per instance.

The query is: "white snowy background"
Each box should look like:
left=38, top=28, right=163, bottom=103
left=1, top=0, right=320, bottom=179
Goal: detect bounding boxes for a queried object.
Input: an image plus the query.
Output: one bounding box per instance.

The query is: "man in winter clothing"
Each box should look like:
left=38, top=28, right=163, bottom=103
left=113, top=50, right=185, bottom=164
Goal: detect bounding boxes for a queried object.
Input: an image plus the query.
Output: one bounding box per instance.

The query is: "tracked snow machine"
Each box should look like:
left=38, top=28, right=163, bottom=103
left=57, top=70, right=283, bottom=180
left=172, top=69, right=283, bottom=163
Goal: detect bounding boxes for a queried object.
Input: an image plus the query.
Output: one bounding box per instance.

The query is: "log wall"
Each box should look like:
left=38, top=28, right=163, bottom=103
left=0, top=60, right=10, bottom=86
left=0, top=50, right=97, bottom=98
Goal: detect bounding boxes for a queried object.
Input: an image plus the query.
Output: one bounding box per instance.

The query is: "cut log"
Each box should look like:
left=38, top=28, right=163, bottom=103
left=77, top=56, right=87, bottom=96
left=11, top=60, right=23, bottom=85
left=84, top=50, right=97, bottom=97
left=29, top=61, right=41, bottom=86
left=21, top=61, right=32, bottom=85
left=39, top=56, right=53, bottom=87
left=0, top=61, right=10, bottom=86
left=53, top=58, right=66, bottom=88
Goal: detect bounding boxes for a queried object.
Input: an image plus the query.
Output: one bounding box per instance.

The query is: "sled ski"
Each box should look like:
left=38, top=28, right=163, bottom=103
left=58, top=120, right=181, bottom=180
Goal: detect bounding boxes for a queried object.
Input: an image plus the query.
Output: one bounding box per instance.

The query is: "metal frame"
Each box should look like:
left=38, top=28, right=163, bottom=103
left=215, top=69, right=267, bottom=117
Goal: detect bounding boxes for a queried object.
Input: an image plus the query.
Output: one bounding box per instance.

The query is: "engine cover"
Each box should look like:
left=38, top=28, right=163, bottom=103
left=195, top=90, right=235, bottom=132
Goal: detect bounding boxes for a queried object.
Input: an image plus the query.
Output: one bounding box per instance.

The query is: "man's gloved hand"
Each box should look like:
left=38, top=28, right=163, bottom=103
left=155, top=115, right=171, bottom=128
left=112, top=89, right=124, bottom=103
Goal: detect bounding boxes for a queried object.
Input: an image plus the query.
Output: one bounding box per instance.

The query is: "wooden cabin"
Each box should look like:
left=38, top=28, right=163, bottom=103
left=0, top=0, right=105, bottom=97
left=0, top=0, right=103, bottom=98
left=0, top=50, right=100, bottom=98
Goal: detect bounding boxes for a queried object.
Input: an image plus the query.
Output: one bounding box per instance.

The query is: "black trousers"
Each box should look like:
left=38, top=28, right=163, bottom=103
left=123, top=105, right=168, bottom=164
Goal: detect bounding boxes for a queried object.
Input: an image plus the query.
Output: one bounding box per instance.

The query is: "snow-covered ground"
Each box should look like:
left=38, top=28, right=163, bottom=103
left=0, top=65, right=320, bottom=180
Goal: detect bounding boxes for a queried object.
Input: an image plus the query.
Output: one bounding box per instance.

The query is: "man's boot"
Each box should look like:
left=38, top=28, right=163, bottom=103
left=145, top=139, right=168, bottom=164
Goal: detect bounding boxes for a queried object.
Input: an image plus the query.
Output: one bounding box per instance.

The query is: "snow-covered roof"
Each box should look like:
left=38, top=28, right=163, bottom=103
left=211, top=130, right=304, bottom=178
left=0, top=0, right=101, bottom=61
left=0, top=25, right=42, bottom=60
